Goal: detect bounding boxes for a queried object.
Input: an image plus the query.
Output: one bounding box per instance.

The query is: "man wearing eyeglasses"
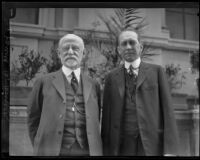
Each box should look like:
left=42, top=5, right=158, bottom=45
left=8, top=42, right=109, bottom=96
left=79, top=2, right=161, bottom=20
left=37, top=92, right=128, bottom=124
left=27, top=34, right=102, bottom=156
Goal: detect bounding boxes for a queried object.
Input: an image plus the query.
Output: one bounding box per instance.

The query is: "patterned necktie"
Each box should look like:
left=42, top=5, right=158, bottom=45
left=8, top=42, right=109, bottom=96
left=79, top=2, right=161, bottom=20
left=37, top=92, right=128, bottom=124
left=129, top=65, right=134, bottom=75
left=71, top=71, right=78, bottom=93
left=129, top=65, right=136, bottom=76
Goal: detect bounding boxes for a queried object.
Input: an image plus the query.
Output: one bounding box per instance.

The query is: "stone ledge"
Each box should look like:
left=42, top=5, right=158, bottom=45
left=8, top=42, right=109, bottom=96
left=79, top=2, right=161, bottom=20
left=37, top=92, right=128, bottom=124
left=10, top=22, right=199, bottom=52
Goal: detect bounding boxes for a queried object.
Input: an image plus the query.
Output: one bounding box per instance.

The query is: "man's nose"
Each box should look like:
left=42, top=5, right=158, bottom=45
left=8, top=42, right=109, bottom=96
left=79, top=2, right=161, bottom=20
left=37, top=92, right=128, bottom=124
left=68, top=46, right=73, bottom=54
left=125, top=42, right=132, bottom=49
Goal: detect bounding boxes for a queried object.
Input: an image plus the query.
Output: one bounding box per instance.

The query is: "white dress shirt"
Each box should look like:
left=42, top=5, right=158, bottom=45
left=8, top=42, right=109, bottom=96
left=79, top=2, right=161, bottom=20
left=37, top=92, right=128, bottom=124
left=62, top=65, right=81, bottom=83
left=124, top=57, right=141, bottom=76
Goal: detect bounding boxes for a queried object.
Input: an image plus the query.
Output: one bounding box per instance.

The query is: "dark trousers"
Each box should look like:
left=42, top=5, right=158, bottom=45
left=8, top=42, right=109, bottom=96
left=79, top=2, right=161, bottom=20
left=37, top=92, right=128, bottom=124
left=119, top=134, right=145, bottom=156
left=59, top=140, right=89, bottom=156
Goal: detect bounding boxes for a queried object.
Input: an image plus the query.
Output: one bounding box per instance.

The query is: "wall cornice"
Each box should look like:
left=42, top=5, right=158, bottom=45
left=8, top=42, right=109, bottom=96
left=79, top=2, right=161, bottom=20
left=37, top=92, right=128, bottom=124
left=10, top=22, right=72, bottom=40
left=10, top=23, right=199, bottom=52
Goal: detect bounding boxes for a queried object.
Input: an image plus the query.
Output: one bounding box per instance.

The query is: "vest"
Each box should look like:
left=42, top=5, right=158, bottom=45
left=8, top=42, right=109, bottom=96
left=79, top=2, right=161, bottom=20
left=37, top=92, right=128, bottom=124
left=121, top=68, right=139, bottom=137
left=60, top=73, right=89, bottom=151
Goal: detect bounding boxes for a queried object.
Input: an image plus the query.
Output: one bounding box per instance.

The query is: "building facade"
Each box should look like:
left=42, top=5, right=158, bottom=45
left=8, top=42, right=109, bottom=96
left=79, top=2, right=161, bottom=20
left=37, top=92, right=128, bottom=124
left=9, top=8, right=199, bottom=156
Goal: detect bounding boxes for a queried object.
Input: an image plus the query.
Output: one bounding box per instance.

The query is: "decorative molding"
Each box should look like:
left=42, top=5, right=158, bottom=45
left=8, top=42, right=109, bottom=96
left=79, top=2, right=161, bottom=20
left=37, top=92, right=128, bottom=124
left=175, top=110, right=199, bottom=120
left=10, top=22, right=199, bottom=52
left=10, top=22, right=72, bottom=40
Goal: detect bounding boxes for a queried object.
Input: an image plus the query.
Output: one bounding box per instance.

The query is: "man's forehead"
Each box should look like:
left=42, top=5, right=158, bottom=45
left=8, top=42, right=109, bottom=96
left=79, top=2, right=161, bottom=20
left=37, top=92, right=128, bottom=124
left=63, top=35, right=82, bottom=42
left=63, top=39, right=81, bottom=44
left=119, top=31, right=139, bottom=41
left=60, top=34, right=84, bottom=47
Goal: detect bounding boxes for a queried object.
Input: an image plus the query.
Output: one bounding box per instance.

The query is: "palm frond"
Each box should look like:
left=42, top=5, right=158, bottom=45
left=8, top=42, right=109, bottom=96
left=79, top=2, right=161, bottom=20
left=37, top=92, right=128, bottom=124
left=125, top=8, right=139, bottom=15
left=110, top=16, right=122, bottom=33
left=135, top=18, right=148, bottom=32
left=114, top=9, right=125, bottom=26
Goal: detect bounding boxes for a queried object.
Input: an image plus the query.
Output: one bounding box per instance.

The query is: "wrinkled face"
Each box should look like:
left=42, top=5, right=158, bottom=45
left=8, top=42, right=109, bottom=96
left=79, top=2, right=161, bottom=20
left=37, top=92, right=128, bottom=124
left=118, top=31, right=142, bottom=62
left=58, top=34, right=84, bottom=69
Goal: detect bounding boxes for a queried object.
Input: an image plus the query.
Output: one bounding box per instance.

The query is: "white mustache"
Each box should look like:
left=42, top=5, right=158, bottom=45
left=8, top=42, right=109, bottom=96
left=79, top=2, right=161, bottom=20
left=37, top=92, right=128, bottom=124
left=64, top=56, right=77, bottom=60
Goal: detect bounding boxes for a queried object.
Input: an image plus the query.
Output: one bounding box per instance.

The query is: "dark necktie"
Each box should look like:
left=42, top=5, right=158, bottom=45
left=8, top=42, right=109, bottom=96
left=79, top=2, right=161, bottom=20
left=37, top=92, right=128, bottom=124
left=128, top=65, right=137, bottom=79
left=127, top=65, right=137, bottom=99
left=71, top=71, right=78, bottom=93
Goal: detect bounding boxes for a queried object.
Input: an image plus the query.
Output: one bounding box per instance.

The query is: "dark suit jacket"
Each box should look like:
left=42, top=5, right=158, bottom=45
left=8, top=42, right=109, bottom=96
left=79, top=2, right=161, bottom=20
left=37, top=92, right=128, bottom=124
left=101, top=62, right=179, bottom=156
left=27, top=69, right=103, bottom=156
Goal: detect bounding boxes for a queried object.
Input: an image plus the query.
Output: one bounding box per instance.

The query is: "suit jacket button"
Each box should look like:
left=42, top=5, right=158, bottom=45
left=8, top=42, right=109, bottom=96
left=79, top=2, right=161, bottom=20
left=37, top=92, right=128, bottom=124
left=58, top=131, right=62, bottom=135
left=59, top=114, right=63, bottom=118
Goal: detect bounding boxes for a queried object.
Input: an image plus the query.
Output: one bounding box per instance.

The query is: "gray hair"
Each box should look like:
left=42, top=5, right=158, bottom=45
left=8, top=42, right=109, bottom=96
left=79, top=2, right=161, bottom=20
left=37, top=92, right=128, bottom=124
left=58, top=34, right=84, bottom=50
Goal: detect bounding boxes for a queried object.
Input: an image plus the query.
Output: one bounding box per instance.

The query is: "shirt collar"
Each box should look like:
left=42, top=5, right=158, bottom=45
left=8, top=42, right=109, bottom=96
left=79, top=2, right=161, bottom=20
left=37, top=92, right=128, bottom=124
left=62, top=65, right=81, bottom=82
left=124, top=57, right=141, bottom=70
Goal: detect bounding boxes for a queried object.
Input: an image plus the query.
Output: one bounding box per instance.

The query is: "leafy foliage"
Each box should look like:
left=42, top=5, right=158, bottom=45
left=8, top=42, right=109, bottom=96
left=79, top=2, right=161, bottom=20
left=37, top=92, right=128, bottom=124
left=10, top=61, right=24, bottom=86
left=190, top=50, right=199, bottom=74
left=44, top=47, right=62, bottom=73
left=10, top=49, right=46, bottom=86
left=165, top=64, right=187, bottom=91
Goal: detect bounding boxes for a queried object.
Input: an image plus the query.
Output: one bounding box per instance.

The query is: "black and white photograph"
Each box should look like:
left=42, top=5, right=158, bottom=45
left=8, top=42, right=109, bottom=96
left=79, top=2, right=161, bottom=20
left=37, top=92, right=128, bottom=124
left=2, top=2, right=199, bottom=157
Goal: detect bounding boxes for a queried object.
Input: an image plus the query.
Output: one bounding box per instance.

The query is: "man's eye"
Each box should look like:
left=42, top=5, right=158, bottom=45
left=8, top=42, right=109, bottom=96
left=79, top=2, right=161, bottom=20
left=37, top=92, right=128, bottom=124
left=129, top=41, right=135, bottom=45
left=121, top=40, right=136, bottom=46
left=121, top=42, right=127, bottom=46
left=72, top=46, right=80, bottom=51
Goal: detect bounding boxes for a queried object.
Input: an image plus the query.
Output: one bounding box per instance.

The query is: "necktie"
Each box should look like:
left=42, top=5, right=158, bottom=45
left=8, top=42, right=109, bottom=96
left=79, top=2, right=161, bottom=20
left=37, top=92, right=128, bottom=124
left=128, top=65, right=137, bottom=78
left=127, top=65, right=137, bottom=99
left=71, top=71, right=78, bottom=93
left=129, top=65, right=134, bottom=76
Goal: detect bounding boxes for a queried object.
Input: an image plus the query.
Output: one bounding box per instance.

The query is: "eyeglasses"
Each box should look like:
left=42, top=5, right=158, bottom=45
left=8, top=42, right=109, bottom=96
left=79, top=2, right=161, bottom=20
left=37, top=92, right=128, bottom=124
left=120, top=40, right=139, bottom=48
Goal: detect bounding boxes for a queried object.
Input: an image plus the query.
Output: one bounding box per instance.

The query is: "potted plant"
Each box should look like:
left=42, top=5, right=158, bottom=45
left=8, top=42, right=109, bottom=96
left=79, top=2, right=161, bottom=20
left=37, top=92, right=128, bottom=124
left=187, top=50, right=199, bottom=109
left=190, top=50, right=199, bottom=93
left=10, top=48, right=46, bottom=104
left=164, top=63, right=187, bottom=92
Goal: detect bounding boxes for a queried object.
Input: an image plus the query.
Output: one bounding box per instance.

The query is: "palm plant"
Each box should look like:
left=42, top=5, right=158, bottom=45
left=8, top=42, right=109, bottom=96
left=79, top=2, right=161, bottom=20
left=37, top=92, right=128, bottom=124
left=86, top=8, right=158, bottom=87
left=98, top=8, right=158, bottom=62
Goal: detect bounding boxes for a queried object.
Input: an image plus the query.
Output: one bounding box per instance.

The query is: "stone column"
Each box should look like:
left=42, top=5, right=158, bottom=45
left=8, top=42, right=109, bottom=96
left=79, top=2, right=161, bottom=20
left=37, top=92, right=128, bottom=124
left=62, top=8, right=78, bottom=30
left=38, top=8, right=55, bottom=28
left=192, top=107, right=199, bottom=156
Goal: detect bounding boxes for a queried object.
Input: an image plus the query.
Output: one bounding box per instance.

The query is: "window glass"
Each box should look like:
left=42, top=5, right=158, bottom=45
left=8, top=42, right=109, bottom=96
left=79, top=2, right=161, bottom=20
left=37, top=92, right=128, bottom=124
left=10, top=8, right=39, bottom=24
left=166, top=8, right=199, bottom=41
left=166, top=10, right=184, bottom=39
left=185, top=14, right=199, bottom=41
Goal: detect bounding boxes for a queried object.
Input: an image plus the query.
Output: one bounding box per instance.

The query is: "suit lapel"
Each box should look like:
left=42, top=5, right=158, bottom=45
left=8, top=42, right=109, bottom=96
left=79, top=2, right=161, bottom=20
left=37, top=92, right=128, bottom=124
left=81, top=73, right=92, bottom=104
left=52, top=69, right=66, bottom=102
left=114, top=65, right=125, bottom=100
left=136, top=62, right=148, bottom=89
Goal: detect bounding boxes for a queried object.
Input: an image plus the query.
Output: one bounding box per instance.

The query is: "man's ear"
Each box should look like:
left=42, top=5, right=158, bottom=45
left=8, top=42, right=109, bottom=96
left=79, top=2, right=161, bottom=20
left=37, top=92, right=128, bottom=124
left=82, top=49, right=86, bottom=60
left=83, top=48, right=85, bottom=55
left=57, top=48, right=61, bottom=57
left=140, top=44, right=143, bottom=52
